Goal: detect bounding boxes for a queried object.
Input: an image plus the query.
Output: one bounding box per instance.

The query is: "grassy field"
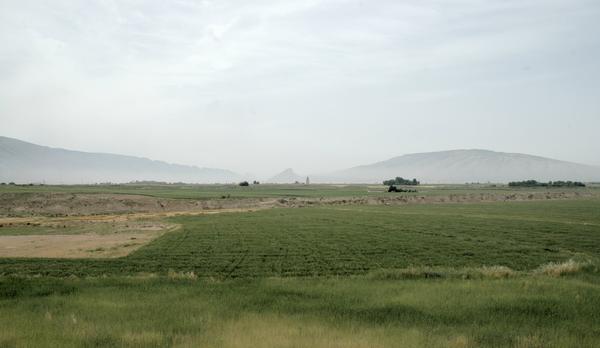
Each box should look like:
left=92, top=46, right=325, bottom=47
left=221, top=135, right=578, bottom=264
left=1, top=185, right=600, bottom=347
left=1, top=274, right=600, bottom=347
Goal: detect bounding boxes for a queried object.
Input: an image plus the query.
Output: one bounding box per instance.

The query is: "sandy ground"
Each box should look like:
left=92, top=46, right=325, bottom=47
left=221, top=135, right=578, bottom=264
left=0, top=230, right=169, bottom=258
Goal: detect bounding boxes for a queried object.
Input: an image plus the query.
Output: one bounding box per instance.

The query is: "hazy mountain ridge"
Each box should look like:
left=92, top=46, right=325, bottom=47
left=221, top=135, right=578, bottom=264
left=0, top=136, right=241, bottom=184
left=267, top=168, right=305, bottom=184
left=3, top=137, right=599, bottom=184
left=314, top=149, right=600, bottom=184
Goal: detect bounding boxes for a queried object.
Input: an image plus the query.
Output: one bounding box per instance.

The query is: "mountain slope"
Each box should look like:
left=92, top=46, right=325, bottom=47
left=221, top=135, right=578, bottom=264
left=317, top=149, right=600, bottom=184
left=0, top=136, right=240, bottom=184
left=267, top=168, right=304, bottom=184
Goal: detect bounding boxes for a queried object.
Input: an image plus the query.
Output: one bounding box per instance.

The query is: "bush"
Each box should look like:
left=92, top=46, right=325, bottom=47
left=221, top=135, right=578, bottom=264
left=388, top=185, right=417, bottom=193
left=239, top=181, right=249, bottom=187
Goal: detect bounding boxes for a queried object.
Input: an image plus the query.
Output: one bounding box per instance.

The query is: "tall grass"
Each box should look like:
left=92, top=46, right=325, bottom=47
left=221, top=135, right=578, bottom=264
left=1, top=274, right=600, bottom=347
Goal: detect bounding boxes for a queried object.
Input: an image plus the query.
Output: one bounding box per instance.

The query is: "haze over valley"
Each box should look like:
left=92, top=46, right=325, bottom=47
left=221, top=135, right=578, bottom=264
left=2, top=136, right=599, bottom=184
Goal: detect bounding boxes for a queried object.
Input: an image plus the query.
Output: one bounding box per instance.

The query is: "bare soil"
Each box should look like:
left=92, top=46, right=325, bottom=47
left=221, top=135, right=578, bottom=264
left=0, top=228, right=174, bottom=258
left=0, top=192, right=276, bottom=217
left=273, top=190, right=594, bottom=208
left=0, top=191, right=594, bottom=218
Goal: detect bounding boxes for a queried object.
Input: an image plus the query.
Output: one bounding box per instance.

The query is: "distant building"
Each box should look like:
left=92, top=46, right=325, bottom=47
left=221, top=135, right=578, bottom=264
left=306, top=176, right=310, bottom=185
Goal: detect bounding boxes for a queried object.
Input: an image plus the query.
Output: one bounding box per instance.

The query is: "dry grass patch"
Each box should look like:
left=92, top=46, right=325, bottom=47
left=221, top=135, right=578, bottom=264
left=536, top=259, right=587, bottom=277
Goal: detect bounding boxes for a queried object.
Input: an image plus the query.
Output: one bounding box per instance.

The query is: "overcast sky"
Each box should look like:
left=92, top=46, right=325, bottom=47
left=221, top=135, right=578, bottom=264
left=1, top=0, right=599, bottom=177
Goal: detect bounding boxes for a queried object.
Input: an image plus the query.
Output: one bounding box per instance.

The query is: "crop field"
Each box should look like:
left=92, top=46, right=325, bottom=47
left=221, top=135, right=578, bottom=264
left=1, top=184, right=600, bottom=347
left=2, top=197, right=600, bottom=277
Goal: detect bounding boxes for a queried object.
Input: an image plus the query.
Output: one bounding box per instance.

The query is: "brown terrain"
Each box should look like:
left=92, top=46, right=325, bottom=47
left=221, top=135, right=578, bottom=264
left=0, top=190, right=594, bottom=217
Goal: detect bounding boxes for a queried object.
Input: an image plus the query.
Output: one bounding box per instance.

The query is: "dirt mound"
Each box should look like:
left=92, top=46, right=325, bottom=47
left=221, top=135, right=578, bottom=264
left=274, top=191, right=593, bottom=208
left=0, top=190, right=594, bottom=217
left=0, top=192, right=275, bottom=217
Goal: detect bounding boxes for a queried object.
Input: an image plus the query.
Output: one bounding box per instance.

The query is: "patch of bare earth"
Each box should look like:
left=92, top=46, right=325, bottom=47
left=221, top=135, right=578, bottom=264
left=0, top=192, right=277, bottom=217
left=0, top=224, right=179, bottom=258
left=273, top=190, right=594, bottom=208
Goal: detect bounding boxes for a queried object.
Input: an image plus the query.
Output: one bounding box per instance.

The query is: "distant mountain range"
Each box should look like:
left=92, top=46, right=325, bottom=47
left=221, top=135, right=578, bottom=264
left=267, top=168, right=305, bottom=184
left=2, top=136, right=599, bottom=184
left=0, top=136, right=240, bottom=184
left=314, top=149, right=600, bottom=184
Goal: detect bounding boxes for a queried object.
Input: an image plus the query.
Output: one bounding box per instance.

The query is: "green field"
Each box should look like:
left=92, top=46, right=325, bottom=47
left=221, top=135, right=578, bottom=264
left=2, top=198, right=600, bottom=277
left=1, top=185, right=600, bottom=347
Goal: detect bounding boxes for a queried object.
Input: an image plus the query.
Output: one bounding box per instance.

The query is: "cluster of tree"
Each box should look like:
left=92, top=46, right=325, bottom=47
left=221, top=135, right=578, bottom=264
left=387, top=185, right=417, bottom=193
left=383, top=177, right=420, bottom=186
left=508, top=180, right=586, bottom=187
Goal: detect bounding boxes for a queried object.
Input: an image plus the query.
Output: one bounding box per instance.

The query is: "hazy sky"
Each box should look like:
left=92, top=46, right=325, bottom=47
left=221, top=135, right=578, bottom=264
left=1, top=0, right=599, bottom=177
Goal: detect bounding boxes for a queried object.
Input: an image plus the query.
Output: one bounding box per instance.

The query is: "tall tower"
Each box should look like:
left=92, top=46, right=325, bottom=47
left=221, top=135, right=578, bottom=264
left=306, top=176, right=310, bottom=185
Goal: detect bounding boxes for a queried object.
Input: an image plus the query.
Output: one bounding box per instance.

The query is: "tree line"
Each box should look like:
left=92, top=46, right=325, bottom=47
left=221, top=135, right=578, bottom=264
left=383, top=177, right=420, bottom=186
left=508, top=180, right=586, bottom=187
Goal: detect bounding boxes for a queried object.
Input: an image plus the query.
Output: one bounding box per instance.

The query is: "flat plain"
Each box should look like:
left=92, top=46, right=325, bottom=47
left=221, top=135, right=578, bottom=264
left=1, top=184, right=600, bottom=347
